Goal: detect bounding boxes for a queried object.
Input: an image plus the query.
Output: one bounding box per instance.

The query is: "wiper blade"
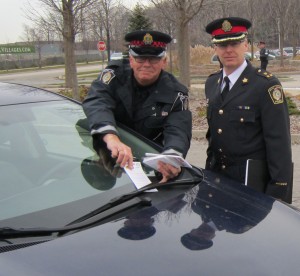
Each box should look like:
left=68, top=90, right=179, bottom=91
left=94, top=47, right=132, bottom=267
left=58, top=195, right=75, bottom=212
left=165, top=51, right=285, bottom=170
left=70, top=166, right=203, bottom=225
left=0, top=197, right=150, bottom=238
left=0, top=167, right=203, bottom=238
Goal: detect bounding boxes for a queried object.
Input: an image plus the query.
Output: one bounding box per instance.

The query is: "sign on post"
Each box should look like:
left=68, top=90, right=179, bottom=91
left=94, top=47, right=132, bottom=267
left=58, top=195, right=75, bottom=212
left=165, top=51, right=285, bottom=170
left=97, top=41, right=106, bottom=51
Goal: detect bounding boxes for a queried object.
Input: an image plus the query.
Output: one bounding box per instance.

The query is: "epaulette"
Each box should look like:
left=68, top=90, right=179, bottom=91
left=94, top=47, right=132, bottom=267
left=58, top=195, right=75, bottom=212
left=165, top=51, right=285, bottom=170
left=208, top=68, right=222, bottom=77
left=106, top=59, right=123, bottom=69
left=256, top=68, right=275, bottom=80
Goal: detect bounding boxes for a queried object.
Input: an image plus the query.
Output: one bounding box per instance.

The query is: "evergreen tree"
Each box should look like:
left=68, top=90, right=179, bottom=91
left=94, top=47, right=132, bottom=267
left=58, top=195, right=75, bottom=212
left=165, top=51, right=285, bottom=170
left=127, top=3, right=152, bottom=32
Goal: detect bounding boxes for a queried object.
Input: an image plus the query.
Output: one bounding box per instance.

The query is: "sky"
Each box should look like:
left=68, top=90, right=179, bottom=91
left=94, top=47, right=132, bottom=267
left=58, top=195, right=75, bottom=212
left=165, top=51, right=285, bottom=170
left=0, top=0, right=34, bottom=44
left=0, top=0, right=149, bottom=44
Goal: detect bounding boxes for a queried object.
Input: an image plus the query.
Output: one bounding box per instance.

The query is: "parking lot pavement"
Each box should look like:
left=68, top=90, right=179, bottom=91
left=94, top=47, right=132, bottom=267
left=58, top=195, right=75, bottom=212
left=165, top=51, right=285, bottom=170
left=186, top=139, right=300, bottom=209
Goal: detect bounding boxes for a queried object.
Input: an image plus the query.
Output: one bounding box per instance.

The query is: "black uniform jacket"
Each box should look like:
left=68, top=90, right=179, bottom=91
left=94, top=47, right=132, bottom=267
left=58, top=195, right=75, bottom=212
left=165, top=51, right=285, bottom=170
left=260, top=48, right=269, bottom=62
left=204, top=62, right=293, bottom=202
left=82, top=62, right=192, bottom=157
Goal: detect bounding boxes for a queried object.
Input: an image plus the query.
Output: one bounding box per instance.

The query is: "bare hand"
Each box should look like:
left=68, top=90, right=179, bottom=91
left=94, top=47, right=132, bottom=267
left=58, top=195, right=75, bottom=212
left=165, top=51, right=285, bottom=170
left=103, top=134, right=133, bottom=169
left=157, top=161, right=181, bottom=183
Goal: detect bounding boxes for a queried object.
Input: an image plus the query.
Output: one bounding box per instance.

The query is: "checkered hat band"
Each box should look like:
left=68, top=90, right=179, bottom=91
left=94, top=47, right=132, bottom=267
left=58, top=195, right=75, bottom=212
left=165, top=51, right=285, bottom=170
left=212, top=26, right=247, bottom=36
left=130, top=40, right=167, bottom=47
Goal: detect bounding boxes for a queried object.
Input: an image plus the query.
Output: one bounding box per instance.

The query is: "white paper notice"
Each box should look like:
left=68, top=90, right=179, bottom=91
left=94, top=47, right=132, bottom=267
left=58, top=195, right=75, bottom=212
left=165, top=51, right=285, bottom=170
left=124, top=162, right=156, bottom=191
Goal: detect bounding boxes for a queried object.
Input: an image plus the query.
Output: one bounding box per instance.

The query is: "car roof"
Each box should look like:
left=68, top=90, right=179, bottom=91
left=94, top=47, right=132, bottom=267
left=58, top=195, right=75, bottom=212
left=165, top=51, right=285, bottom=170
left=0, top=82, right=67, bottom=106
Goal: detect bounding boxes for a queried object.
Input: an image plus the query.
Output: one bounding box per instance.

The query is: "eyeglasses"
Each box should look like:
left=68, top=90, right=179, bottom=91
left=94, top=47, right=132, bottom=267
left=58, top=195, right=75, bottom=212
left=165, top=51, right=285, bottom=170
left=133, top=56, right=163, bottom=64
left=215, top=40, right=245, bottom=49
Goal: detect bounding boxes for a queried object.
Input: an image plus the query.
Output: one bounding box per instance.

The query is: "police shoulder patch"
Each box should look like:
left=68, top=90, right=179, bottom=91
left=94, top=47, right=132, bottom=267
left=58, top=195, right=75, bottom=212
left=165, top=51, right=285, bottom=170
left=268, top=85, right=284, bottom=104
left=99, top=69, right=116, bottom=84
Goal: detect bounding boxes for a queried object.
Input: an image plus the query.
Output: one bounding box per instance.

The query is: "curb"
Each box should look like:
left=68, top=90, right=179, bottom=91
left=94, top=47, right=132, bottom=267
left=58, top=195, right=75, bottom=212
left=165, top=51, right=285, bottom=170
left=192, top=130, right=300, bottom=145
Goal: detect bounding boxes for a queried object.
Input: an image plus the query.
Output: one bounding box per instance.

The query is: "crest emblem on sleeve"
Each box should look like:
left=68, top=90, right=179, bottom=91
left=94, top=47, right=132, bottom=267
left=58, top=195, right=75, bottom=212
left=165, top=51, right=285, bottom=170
left=268, top=85, right=284, bottom=104
left=99, top=69, right=115, bottom=84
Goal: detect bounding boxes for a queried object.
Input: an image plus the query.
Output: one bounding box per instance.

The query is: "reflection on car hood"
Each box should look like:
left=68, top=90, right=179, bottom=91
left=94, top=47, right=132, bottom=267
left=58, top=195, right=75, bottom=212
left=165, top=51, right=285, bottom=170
left=1, top=170, right=300, bottom=275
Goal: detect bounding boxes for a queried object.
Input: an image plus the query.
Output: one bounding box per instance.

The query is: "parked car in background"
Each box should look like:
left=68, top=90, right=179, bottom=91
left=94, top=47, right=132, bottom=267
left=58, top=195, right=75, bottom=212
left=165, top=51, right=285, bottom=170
left=272, top=49, right=289, bottom=58
left=110, top=52, right=123, bottom=60
left=254, top=50, right=276, bottom=60
left=1, top=82, right=300, bottom=275
left=283, top=47, right=294, bottom=57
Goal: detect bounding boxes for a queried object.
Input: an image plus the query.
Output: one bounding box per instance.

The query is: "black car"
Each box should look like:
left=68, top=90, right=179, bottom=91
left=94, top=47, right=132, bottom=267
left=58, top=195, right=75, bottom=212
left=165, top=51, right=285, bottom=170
left=1, top=82, right=300, bottom=275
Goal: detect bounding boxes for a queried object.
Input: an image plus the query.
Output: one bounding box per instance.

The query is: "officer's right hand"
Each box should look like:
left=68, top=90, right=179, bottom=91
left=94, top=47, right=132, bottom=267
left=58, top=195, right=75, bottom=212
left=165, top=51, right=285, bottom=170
left=103, top=134, right=134, bottom=169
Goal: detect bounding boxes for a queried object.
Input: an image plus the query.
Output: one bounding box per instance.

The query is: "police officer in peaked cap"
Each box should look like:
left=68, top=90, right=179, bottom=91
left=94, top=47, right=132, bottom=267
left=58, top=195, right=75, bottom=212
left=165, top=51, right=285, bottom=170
left=83, top=30, right=192, bottom=182
left=204, top=17, right=293, bottom=203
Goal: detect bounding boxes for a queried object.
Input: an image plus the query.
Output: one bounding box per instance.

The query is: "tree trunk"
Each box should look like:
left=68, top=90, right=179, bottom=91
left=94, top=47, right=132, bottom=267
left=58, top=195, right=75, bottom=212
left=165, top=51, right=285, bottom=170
left=64, top=37, right=79, bottom=100
left=177, top=21, right=190, bottom=88
left=63, top=1, right=79, bottom=100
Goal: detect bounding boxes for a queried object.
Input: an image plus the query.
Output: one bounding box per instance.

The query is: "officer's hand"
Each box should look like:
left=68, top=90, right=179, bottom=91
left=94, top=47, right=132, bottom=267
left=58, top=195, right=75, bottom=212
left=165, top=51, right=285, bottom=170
left=103, top=134, right=133, bottom=169
left=157, top=161, right=181, bottom=183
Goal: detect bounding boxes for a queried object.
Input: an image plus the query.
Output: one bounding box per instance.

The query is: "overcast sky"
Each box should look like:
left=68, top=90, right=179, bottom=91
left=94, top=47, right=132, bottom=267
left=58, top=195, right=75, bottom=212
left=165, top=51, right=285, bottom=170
left=0, top=0, right=148, bottom=44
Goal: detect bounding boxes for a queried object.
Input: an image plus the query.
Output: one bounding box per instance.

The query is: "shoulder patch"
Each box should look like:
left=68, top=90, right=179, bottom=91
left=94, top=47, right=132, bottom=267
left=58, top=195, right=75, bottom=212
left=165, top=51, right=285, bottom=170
left=268, top=85, right=284, bottom=104
left=99, top=69, right=116, bottom=84
left=256, top=68, right=274, bottom=79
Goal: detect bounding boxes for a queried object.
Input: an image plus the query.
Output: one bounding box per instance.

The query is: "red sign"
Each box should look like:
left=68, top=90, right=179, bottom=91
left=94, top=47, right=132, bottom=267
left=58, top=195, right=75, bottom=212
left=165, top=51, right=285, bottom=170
left=97, top=41, right=106, bottom=51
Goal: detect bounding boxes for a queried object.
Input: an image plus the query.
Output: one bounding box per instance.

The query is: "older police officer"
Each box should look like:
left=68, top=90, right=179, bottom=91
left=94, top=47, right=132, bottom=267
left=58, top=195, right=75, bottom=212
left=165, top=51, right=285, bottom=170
left=83, top=30, right=192, bottom=182
left=204, top=17, right=293, bottom=203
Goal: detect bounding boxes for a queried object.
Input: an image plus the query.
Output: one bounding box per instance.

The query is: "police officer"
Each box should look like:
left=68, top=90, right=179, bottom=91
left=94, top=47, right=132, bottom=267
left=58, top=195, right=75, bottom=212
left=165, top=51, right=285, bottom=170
left=258, top=41, right=269, bottom=70
left=83, top=30, right=192, bottom=182
left=204, top=17, right=293, bottom=203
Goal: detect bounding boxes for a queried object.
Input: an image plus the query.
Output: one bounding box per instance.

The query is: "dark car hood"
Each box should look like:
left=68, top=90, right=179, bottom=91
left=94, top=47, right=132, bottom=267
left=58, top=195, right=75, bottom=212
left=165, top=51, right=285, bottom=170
left=1, top=170, right=300, bottom=275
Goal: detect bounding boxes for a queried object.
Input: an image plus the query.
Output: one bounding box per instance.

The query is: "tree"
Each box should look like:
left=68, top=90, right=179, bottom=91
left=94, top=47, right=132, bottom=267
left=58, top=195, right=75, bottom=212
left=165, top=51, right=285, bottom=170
left=127, top=3, right=152, bottom=32
left=24, top=0, right=96, bottom=100
left=22, top=25, right=44, bottom=68
left=149, top=0, right=206, bottom=88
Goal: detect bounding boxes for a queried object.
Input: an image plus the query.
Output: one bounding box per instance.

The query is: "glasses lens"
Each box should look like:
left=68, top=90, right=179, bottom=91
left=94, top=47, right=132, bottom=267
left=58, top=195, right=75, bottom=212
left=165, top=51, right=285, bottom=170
left=135, top=56, right=162, bottom=64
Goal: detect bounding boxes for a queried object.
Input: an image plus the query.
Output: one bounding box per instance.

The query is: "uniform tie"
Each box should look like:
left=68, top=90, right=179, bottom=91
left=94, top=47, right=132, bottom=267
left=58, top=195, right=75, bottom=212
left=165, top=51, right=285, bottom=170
left=221, top=76, right=230, bottom=100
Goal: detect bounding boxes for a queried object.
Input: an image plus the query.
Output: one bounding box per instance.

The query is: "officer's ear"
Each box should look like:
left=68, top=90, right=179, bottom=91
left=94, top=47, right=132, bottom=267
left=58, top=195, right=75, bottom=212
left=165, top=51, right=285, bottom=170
left=161, top=56, right=167, bottom=70
left=129, top=55, right=135, bottom=68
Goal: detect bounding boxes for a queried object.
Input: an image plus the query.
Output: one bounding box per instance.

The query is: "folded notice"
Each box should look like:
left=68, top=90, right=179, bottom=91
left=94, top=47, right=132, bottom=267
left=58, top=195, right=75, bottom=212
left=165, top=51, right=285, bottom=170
left=142, top=153, right=192, bottom=171
left=124, top=162, right=156, bottom=191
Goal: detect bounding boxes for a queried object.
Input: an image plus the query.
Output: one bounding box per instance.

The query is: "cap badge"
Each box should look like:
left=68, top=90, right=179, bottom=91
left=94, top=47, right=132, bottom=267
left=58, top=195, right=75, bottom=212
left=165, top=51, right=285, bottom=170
left=143, top=33, right=153, bottom=45
left=222, top=20, right=232, bottom=32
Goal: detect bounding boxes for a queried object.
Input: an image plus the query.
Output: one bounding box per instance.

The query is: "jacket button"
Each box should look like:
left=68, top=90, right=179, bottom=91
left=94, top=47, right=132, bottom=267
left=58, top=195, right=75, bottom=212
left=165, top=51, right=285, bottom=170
left=152, top=107, right=155, bottom=110
left=217, top=129, right=222, bottom=134
left=219, top=109, right=224, bottom=115
left=219, top=148, right=222, bottom=152
left=222, top=165, right=226, bottom=169
left=240, top=117, right=244, bottom=122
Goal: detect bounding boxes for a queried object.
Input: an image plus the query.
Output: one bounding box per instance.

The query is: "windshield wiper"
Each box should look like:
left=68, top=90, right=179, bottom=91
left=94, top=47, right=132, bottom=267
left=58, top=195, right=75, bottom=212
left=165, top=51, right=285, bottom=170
left=71, top=166, right=203, bottom=224
left=0, top=197, right=150, bottom=238
left=0, top=167, right=203, bottom=238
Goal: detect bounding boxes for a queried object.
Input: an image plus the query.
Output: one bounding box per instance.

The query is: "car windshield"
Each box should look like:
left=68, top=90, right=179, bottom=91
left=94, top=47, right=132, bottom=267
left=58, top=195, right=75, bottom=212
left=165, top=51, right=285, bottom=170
left=0, top=100, right=160, bottom=222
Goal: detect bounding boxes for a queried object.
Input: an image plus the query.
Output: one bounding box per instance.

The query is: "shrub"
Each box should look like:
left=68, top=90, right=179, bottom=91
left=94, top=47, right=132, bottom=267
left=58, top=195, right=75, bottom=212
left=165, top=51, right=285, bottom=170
left=287, top=96, right=300, bottom=115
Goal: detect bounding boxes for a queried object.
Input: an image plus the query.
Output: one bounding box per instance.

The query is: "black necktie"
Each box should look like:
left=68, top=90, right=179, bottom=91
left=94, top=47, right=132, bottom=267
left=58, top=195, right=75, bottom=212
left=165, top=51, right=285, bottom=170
left=221, top=76, right=230, bottom=100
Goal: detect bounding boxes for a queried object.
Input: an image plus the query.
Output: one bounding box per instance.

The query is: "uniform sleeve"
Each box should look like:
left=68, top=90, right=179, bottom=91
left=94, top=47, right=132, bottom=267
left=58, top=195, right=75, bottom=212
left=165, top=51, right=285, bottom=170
left=259, top=78, right=293, bottom=202
left=82, top=77, right=118, bottom=136
left=162, top=91, right=192, bottom=158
